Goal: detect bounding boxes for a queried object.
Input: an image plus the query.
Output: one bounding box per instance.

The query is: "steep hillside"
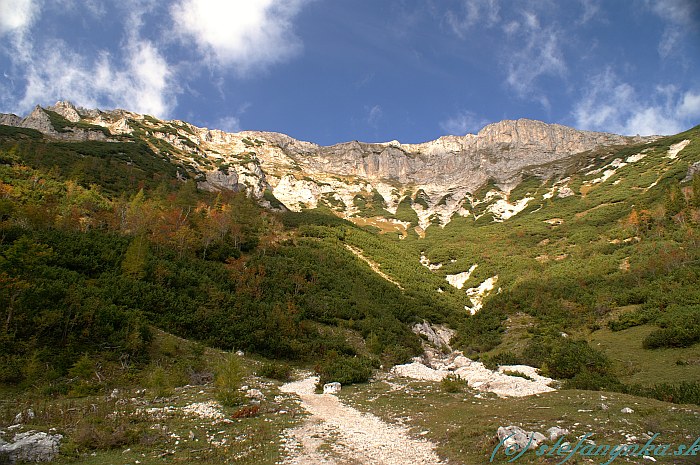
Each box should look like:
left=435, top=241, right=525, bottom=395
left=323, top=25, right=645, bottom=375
left=1, top=102, right=650, bottom=232
left=1, top=102, right=700, bottom=463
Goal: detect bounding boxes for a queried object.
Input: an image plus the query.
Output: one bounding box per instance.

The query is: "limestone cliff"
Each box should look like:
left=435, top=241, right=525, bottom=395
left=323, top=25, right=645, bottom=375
left=0, top=101, right=650, bottom=229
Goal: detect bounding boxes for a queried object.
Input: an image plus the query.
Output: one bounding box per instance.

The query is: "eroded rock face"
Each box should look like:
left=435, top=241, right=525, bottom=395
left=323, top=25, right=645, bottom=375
left=0, top=102, right=651, bottom=227
left=48, top=101, right=81, bottom=122
left=292, top=119, right=637, bottom=191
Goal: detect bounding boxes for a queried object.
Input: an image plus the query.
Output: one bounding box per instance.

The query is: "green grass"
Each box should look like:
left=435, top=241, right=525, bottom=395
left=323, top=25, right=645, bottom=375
left=588, top=325, right=700, bottom=386
left=0, top=330, right=304, bottom=465
left=340, top=378, right=700, bottom=465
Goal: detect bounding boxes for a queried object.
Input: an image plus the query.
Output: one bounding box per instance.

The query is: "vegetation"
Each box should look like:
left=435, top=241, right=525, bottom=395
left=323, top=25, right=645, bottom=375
left=1, top=114, right=699, bottom=462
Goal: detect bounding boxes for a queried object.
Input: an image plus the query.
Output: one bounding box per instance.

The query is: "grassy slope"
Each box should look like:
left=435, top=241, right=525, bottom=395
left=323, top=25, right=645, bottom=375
left=0, top=330, right=304, bottom=465
left=341, top=378, right=700, bottom=465
left=333, top=126, right=700, bottom=392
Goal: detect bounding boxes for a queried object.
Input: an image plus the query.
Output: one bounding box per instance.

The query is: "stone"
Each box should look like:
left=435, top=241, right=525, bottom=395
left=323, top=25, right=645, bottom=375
left=496, top=426, right=545, bottom=451
left=546, top=426, right=569, bottom=441
left=323, top=382, right=341, bottom=394
left=235, top=350, right=245, bottom=357
left=246, top=389, right=265, bottom=400
left=621, top=407, right=634, bottom=414
left=0, top=431, right=63, bottom=463
left=48, top=101, right=81, bottom=122
left=683, top=161, right=700, bottom=182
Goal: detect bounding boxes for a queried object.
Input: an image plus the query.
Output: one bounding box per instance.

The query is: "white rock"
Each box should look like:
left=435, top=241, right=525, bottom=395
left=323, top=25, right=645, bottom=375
left=0, top=431, right=63, bottom=463
left=546, top=426, right=569, bottom=441
left=621, top=407, right=634, bottom=414
left=496, top=426, right=544, bottom=451
left=323, top=382, right=342, bottom=394
left=246, top=389, right=265, bottom=400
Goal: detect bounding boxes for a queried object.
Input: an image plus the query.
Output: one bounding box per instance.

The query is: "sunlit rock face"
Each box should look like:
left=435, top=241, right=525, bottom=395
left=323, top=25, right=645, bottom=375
left=1, top=102, right=649, bottom=227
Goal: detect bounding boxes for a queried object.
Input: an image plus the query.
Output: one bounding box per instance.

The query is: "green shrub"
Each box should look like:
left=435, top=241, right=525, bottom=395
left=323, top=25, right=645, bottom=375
left=625, top=381, right=700, bottom=405
left=481, top=351, right=521, bottom=370
left=316, top=355, right=375, bottom=387
left=441, top=373, right=466, bottom=393
left=562, top=370, right=623, bottom=391
left=501, top=370, right=534, bottom=381
left=257, top=361, right=292, bottom=382
left=544, top=339, right=611, bottom=379
left=215, top=354, right=246, bottom=407
left=146, top=366, right=172, bottom=398
left=642, top=326, right=700, bottom=349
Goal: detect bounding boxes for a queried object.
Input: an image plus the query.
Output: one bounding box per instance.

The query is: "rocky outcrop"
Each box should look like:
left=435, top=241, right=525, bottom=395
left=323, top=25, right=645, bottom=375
left=48, top=101, right=81, bottom=122
left=0, top=104, right=112, bottom=141
left=20, top=106, right=59, bottom=135
left=0, top=113, right=22, bottom=127
left=0, top=431, right=63, bottom=463
left=293, top=119, right=639, bottom=191
left=496, top=426, right=546, bottom=451
left=323, top=382, right=341, bottom=394
left=0, top=102, right=653, bottom=228
left=684, top=161, right=700, bottom=182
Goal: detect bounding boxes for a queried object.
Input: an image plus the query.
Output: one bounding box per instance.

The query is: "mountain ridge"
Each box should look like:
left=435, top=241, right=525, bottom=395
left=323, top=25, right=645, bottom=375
left=0, top=101, right=657, bottom=230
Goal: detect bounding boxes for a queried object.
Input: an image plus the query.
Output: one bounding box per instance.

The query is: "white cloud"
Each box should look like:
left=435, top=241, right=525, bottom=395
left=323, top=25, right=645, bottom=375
left=440, top=111, right=489, bottom=135
left=678, top=91, right=700, bottom=119
left=366, top=105, right=382, bottom=127
left=446, top=0, right=500, bottom=38
left=577, top=0, right=600, bottom=24
left=0, top=0, right=39, bottom=36
left=646, top=0, right=699, bottom=58
left=573, top=69, right=700, bottom=135
left=171, top=0, right=308, bottom=75
left=505, top=12, right=566, bottom=100
left=0, top=0, right=176, bottom=118
left=16, top=38, right=175, bottom=118
left=214, top=116, right=241, bottom=133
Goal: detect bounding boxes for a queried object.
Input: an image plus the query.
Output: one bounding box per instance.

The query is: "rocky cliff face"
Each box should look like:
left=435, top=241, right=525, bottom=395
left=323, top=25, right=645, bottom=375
left=0, top=101, right=649, bottom=230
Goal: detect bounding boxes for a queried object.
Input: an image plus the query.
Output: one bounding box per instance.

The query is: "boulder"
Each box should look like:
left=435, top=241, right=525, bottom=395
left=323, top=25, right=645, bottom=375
left=0, top=431, right=63, bottom=463
left=546, top=426, right=569, bottom=441
left=497, top=426, right=545, bottom=451
left=323, top=382, right=341, bottom=394
left=621, top=407, right=634, bottom=414
left=683, top=161, right=700, bottom=182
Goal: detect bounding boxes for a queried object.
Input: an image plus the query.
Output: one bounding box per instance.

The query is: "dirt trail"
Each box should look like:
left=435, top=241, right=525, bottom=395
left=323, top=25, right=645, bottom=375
left=279, top=376, right=443, bottom=465
left=343, top=244, right=403, bottom=289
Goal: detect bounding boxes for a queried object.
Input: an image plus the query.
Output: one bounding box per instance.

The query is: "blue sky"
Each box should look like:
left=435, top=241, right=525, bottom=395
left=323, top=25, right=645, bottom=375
left=0, top=0, right=699, bottom=145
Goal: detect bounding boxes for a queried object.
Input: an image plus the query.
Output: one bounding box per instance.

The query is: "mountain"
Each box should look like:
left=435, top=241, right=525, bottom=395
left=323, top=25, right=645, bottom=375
left=1, top=101, right=651, bottom=232
left=1, top=101, right=699, bottom=464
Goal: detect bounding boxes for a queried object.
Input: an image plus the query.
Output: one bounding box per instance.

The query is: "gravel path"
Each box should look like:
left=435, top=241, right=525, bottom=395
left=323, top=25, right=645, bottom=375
left=279, top=376, right=444, bottom=465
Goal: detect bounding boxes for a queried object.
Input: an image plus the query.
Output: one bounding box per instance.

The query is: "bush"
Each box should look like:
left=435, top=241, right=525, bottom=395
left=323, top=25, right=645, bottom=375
left=562, top=370, right=623, bottom=391
left=544, top=340, right=612, bottom=379
left=481, top=351, right=521, bottom=370
left=441, top=374, right=466, bottom=393
left=642, top=326, right=700, bottom=349
left=215, top=354, right=246, bottom=407
left=316, top=355, right=375, bottom=387
left=257, top=361, right=292, bottom=382
left=625, top=381, right=700, bottom=405
left=502, top=370, right=534, bottom=381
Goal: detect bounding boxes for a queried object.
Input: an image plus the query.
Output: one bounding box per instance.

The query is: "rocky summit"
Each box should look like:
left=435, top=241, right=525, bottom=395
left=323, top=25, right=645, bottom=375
left=1, top=101, right=650, bottom=231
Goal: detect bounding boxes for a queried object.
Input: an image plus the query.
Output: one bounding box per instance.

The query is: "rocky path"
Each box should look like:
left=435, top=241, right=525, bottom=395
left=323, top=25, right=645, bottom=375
left=279, top=376, right=443, bottom=465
